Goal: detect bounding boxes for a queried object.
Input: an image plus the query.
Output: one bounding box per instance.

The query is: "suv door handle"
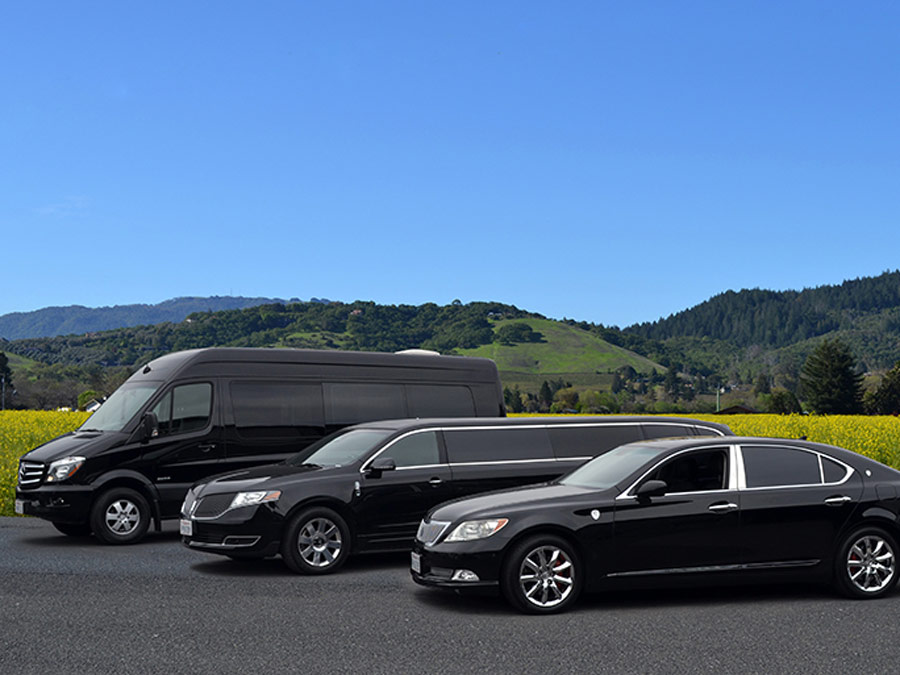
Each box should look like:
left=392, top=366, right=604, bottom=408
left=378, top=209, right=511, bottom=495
left=825, top=495, right=852, bottom=506
left=708, top=502, right=738, bottom=513
left=428, top=478, right=443, bottom=486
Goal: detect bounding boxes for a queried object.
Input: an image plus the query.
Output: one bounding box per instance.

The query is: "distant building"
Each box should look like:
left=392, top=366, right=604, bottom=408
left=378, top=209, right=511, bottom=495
left=716, top=404, right=760, bottom=415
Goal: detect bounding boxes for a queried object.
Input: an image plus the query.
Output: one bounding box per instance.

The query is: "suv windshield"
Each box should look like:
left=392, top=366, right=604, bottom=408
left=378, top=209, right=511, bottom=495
left=81, top=381, right=162, bottom=432
left=559, top=443, right=669, bottom=490
left=286, top=429, right=392, bottom=468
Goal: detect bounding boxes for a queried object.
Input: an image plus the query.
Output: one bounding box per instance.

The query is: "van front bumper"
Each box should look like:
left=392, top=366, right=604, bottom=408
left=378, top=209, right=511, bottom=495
left=15, top=485, right=94, bottom=524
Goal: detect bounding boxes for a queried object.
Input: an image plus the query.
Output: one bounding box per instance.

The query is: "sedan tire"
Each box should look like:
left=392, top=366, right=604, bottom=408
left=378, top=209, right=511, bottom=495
left=835, top=526, right=899, bottom=599
left=281, top=507, right=351, bottom=575
left=89, top=488, right=151, bottom=545
left=501, top=535, right=582, bottom=614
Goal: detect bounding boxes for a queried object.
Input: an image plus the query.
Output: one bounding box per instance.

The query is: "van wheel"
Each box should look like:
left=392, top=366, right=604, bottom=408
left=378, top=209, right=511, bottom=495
left=501, top=535, right=582, bottom=614
left=281, top=507, right=351, bottom=575
left=53, top=522, right=92, bottom=537
left=90, top=488, right=151, bottom=545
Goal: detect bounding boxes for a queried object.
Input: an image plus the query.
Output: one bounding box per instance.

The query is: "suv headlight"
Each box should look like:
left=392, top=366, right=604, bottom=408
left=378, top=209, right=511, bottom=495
left=444, top=518, right=509, bottom=542
left=229, top=491, right=282, bottom=510
left=45, top=456, right=85, bottom=483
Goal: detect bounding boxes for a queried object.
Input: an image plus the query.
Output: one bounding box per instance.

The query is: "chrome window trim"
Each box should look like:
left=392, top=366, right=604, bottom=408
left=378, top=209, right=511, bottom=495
left=615, top=445, right=737, bottom=501
left=737, top=444, right=855, bottom=490
left=449, top=458, right=563, bottom=468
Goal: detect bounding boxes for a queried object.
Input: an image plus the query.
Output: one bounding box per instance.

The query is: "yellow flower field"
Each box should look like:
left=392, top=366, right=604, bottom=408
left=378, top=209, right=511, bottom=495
left=2, top=411, right=899, bottom=517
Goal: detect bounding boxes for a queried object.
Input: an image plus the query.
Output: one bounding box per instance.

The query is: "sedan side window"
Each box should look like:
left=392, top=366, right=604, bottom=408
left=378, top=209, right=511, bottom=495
left=742, top=445, right=821, bottom=488
left=381, top=431, right=440, bottom=468
left=645, top=449, right=728, bottom=494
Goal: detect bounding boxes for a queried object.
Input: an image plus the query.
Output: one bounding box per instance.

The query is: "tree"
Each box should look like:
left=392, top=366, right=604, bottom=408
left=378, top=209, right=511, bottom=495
left=864, top=361, right=900, bottom=415
left=538, top=381, right=554, bottom=410
left=800, top=339, right=864, bottom=414
left=753, top=372, right=771, bottom=395
left=0, top=352, right=11, bottom=409
left=766, top=388, right=802, bottom=414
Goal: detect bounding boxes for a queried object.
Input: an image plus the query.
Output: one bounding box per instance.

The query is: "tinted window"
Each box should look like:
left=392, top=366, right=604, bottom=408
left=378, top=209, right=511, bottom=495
left=290, top=429, right=392, bottom=467
left=645, top=449, right=728, bottom=493
left=444, top=428, right=552, bottom=463
left=743, top=446, right=821, bottom=488
left=151, top=383, right=212, bottom=437
left=693, top=426, right=722, bottom=437
left=230, top=382, right=324, bottom=438
left=823, top=456, right=848, bottom=483
left=561, top=443, right=669, bottom=490
left=323, top=383, right=407, bottom=425
left=643, top=424, right=695, bottom=440
left=407, top=385, right=475, bottom=417
left=380, top=431, right=441, bottom=468
left=548, top=425, right=643, bottom=459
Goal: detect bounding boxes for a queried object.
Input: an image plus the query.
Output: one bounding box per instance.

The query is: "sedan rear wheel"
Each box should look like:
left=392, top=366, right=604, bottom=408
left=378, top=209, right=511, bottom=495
left=836, top=527, right=898, bottom=599
left=281, top=507, right=351, bottom=575
left=501, top=535, right=581, bottom=614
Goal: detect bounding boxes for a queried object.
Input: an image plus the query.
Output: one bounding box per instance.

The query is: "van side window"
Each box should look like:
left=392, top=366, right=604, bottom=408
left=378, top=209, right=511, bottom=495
left=324, top=383, right=407, bottom=425
left=642, top=424, right=695, bottom=440
left=444, top=428, right=552, bottom=463
left=381, top=432, right=441, bottom=468
left=150, top=383, right=212, bottom=437
left=230, top=382, right=324, bottom=438
left=406, top=385, right=475, bottom=417
left=548, top=425, right=642, bottom=459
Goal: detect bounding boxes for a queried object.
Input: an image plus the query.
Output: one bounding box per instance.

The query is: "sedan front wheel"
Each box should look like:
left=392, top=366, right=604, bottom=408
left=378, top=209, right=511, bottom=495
left=281, top=507, right=351, bottom=575
left=501, top=535, right=582, bottom=614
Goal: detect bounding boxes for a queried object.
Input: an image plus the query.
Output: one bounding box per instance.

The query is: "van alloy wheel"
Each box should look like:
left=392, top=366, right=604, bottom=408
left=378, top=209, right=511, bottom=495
left=90, top=487, right=151, bottom=545
left=105, top=499, right=141, bottom=535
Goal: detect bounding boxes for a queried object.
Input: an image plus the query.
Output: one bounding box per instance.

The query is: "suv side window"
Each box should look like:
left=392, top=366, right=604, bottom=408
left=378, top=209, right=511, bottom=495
left=645, top=448, right=729, bottom=493
left=149, top=383, right=212, bottom=437
left=380, top=431, right=441, bottom=468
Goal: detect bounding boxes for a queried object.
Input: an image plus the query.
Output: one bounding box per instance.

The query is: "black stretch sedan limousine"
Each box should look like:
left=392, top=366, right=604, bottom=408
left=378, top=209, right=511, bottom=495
left=412, top=436, right=900, bottom=613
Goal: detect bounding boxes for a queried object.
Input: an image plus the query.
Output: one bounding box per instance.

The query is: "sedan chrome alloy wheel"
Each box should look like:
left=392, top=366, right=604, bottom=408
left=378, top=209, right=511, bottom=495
left=105, top=499, right=140, bottom=535
left=847, top=534, right=896, bottom=594
left=297, top=517, right=342, bottom=568
left=518, top=545, right=575, bottom=609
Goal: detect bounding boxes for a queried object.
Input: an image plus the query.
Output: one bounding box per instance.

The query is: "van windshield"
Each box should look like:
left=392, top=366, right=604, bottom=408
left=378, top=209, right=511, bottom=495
left=286, top=429, right=392, bottom=468
left=81, top=381, right=162, bottom=432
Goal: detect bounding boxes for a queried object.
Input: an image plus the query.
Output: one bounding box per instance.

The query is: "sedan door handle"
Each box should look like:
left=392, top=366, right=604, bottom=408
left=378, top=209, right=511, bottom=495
left=198, top=443, right=216, bottom=453
left=428, top=478, right=443, bottom=486
left=825, top=496, right=852, bottom=506
left=708, top=502, right=738, bottom=513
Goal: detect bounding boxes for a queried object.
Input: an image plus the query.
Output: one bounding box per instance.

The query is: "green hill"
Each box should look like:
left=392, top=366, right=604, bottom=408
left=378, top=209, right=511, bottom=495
left=459, top=318, right=665, bottom=390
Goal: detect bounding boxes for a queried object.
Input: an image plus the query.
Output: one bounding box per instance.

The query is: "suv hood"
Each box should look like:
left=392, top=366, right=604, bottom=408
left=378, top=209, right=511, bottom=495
left=21, top=430, right=126, bottom=463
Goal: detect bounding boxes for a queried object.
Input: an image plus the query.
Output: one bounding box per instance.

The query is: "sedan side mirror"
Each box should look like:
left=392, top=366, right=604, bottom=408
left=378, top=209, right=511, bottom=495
left=367, top=457, right=396, bottom=477
left=139, top=411, right=159, bottom=443
left=635, top=479, right=667, bottom=500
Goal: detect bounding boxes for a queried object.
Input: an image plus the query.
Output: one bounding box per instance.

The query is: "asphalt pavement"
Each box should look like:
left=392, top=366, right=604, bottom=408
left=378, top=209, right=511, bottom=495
left=2, top=516, right=899, bottom=675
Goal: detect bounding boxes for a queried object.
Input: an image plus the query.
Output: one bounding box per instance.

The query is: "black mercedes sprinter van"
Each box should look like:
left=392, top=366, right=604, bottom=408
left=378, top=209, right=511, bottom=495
left=15, top=347, right=504, bottom=544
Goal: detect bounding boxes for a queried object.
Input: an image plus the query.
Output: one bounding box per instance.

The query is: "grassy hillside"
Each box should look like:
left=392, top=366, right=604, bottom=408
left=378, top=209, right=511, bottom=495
left=460, top=318, right=665, bottom=389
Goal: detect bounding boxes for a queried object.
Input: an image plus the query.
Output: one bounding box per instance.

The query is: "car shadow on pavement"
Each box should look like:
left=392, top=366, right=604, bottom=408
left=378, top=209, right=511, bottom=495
left=190, top=551, right=411, bottom=577
left=18, top=527, right=183, bottom=548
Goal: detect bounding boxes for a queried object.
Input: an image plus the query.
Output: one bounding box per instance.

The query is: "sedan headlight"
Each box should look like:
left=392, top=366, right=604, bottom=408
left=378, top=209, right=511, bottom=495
left=444, top=518, right=509, bottom=542
left=229, top=490, right=282, bottom=510
left=45, top=456, right=85, bottom=483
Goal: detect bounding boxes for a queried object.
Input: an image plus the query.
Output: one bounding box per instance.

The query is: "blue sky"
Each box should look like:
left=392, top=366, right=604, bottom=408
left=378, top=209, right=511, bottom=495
left=3, top=2, right=898, bottom=327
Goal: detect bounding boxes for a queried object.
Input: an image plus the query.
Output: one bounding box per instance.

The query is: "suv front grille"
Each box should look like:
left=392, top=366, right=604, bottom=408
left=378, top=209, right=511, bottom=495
left=18, top=461, right=45, bottom=489
left=416, top=519, right=450, bottom=545
left=193, top=494, right=235, bottom=519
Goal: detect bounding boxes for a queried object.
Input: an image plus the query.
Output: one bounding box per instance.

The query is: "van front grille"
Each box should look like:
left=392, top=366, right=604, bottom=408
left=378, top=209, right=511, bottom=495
left=18, top=461, right=45, bottom=489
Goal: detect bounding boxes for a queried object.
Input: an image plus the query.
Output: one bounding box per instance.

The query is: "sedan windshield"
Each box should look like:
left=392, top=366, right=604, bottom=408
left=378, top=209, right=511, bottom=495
left=286, top=429, right=392, bottom=468
left=80, top=381, right=162, bottom=432
left=560, top=443, right=670, bottom=490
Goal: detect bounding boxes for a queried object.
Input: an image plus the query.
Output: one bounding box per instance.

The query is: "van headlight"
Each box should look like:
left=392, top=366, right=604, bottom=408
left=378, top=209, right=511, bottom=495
left=45, top=456, right=85, bottom=483
left=444, top=518, right=509, bottom=542
left=229, top=491, right=282, bottom=510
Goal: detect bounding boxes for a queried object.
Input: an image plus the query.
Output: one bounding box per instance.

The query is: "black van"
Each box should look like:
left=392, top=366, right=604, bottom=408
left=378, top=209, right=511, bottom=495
left=180, top=416, right=732, bottom=574
left=15, top=347, right=504, bottom=544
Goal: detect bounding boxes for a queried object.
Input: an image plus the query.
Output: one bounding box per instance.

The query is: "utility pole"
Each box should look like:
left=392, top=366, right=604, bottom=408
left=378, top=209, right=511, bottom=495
left=1, top=374, right=5, bottom=411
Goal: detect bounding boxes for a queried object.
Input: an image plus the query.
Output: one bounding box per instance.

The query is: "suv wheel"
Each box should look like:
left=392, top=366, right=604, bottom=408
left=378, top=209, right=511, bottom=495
left=281, top=507, right=351, bottom=574
left=90, top=488, right=151, bottom=545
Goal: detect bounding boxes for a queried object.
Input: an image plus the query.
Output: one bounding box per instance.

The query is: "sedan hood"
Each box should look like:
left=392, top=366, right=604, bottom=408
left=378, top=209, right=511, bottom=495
left=428, top=482, right=611, bottom=523
left=196, top=462, right=352, bottom=496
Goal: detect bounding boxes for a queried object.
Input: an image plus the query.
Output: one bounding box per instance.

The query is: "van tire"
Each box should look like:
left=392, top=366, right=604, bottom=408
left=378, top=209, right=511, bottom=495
left=90, top=488, right=151, bottom=545
left=281, top=507, right=351, bottom=575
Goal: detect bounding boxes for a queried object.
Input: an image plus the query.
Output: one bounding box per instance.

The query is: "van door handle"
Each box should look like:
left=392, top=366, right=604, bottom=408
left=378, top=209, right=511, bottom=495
left=825, top=496, right=852, bottom=506
left=708, top=502, right=738, bottom=513
left=428, top=478, right=443, bottom=486
left=198, top=443, right=216, bottom=453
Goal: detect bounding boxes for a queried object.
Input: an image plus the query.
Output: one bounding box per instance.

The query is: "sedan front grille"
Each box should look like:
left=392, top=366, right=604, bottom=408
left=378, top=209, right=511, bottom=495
left=18, top=461, right=45, bottom=489
left=193, top=494, right=235, bottom=519
left=416, top=519, right=451, bottom=545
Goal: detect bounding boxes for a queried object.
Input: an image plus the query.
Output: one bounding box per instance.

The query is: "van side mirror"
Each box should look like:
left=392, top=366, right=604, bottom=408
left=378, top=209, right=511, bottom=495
left=139, top=411, right=159, bottom=443
left=367, top=457, right=396, bottom=477
left=635, top=479, right=667, bottom=500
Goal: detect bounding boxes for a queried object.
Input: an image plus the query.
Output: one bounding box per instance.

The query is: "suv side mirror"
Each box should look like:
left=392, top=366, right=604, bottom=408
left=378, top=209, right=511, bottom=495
left=367, top=457, right=396, bottom=477
left=139, top=411, right=159, bottom=443
left=635, top=479, right=667, bottom=500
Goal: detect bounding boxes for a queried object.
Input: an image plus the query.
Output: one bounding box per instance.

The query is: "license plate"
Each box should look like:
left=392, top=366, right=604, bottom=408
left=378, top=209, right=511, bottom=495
left=410, top=551, right=421, bottom=574
left=180, top=519, right=193, bottom=536
left=14, top=499, right=24, bottom=515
